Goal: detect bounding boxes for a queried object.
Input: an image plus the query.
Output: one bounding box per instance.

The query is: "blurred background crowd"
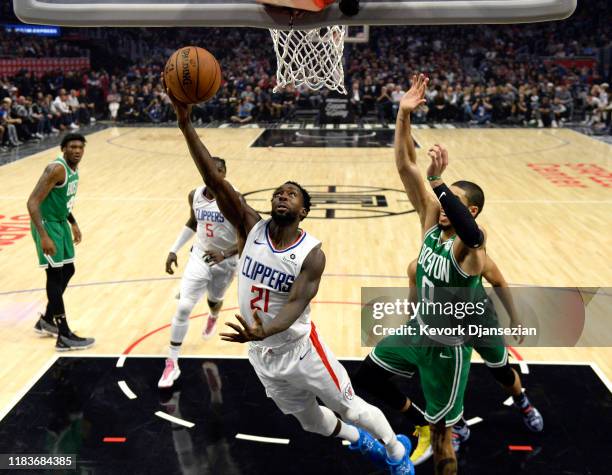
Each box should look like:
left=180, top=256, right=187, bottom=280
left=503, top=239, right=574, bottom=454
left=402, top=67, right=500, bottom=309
left=0, top=0, right=610, bottom=150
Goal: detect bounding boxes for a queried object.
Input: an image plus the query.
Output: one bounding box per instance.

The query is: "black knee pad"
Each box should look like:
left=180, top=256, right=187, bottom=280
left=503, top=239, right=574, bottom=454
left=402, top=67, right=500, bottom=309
left=488, top=364, right=516, bottom=387
left=207, top=298, right=222, bottom=309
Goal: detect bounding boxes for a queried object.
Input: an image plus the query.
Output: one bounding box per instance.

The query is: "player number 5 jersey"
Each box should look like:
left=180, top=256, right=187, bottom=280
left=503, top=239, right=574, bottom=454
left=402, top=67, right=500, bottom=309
left=192, top=186, right=238, bottom=253
left=238, top=219, right=321, bottom=349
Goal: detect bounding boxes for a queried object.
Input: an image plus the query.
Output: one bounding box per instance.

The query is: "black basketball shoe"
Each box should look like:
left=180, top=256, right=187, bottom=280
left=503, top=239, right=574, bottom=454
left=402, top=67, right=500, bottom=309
left=34, top=315, right=59, bottom=337
left=55, top=331, right=95, bottom=351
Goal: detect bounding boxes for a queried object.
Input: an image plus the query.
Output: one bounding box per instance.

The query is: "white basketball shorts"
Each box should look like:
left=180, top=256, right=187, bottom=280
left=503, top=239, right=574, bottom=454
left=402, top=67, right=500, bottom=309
left=248, top=322, right=356, bottom=415
left=180, top=248, right=237, bottom=303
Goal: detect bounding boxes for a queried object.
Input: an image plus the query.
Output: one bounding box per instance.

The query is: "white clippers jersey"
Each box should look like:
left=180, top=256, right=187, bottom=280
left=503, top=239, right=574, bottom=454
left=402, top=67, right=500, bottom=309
left=239, top=219, right=321, bottom=349
left=192, top=186, right=238, bottom=253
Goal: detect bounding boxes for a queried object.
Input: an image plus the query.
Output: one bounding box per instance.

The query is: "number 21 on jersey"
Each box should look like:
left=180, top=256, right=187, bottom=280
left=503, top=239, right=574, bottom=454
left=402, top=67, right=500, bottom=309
left=250, top=285, right=270, bottom=312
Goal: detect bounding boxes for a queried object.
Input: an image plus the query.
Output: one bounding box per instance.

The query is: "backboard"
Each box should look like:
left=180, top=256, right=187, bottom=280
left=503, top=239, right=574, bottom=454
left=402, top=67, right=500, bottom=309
left=14, top=0, right=577, bottom=29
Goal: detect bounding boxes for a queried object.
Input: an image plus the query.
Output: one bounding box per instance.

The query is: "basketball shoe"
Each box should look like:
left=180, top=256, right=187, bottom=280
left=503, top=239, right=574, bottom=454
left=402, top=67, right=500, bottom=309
left=516, top=397, right=544, bottom=432
left=347, top=428, right=387, bottom=468
left=410, top=425, right=433, bottom=465
left=202, top=313, right=219, bottom=339
left=386, top=434, right=415, bottom=475
left=34, top=315, right=58, bottom=337
left=452, top=422, right=470, bottom=452
left=520, top=405, right=544, bottom=432
left=55, top=332, right=95, bottom=351
left=158, top=358, right=181, bottom=388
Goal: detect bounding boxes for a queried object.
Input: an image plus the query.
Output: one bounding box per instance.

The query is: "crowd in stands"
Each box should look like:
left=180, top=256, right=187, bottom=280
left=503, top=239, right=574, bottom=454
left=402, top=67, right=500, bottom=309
left=0, top=0, right=610, bottom=149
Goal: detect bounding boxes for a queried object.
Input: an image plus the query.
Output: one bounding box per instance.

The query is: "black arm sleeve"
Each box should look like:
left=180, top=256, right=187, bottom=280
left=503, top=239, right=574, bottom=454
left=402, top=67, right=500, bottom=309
left=432, top=183, right=484, bottom=248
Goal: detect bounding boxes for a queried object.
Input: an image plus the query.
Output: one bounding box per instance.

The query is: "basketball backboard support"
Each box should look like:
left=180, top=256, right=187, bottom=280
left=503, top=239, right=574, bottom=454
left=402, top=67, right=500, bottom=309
left=14, top=0, right=577, bottom=29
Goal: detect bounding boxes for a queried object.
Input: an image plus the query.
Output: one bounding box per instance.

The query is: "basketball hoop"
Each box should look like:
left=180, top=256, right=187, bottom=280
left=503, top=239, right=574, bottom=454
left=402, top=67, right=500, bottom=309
left=269, top=25, right=347, bottom=94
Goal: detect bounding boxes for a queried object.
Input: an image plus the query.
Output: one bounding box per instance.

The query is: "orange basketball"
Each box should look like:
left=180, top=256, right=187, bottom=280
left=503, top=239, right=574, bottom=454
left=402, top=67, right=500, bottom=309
left=163, top=46, right=222, bottom=104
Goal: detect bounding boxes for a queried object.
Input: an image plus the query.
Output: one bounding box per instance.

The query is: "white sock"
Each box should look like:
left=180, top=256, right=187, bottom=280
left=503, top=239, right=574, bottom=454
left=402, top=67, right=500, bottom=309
left=336, top=420, right=359, bottom=443
left=385, top=436, right=406, bottom=462
left=346, top=397, right=406, bottom=460
left=169, top=345, right=181, bottom=362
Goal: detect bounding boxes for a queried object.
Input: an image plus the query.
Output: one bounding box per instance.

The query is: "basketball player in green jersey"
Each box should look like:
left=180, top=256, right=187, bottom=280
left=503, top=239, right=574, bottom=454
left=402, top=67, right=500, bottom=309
left=354, top=74, right=487, bottom=475
left=27, top=133, right=94, bottom=351
left=406, top=255, right=543, bottom=454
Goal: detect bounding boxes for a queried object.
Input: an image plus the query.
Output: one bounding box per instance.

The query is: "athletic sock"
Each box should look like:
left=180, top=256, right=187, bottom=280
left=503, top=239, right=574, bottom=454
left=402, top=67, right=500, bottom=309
left=513, top=391, right=530, bottom=410
left=208, top=300, right=221, bottom=319
left=385, top=436, right=406, bottom=462
left=336, top=421, right=359, bottom=443
left=53, top=314, right=71, bottom=336
left=169, top=344, right=181, bottom=362
left=404, top=402, right=427, bottom=426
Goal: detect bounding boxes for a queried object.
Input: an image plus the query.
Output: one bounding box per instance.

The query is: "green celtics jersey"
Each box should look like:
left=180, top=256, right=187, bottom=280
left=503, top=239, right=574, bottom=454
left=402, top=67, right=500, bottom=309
left=40, top=156, right=79, bottom=222
left=414, top=225, right=489, bottom=341
left=416, top=225, right=482, bottom=294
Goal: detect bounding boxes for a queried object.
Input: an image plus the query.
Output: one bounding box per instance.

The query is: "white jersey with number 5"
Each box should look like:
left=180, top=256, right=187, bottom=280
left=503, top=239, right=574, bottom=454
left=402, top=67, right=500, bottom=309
left=238, top=218, right=321, bottom=349
left=192, top=185, right=237, bottom=253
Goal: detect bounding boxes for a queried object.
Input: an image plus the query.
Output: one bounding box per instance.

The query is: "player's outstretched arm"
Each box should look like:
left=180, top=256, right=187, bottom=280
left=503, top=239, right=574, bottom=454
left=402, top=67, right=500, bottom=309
left=220, top=246, right=325, bottom=343
left=427, top=145, right=487, bottom=275
left=395, top=73, right=440, bottom=232
left=482, top=256, right=524, bottom=343
left=169, top=92, right=260, bottom=239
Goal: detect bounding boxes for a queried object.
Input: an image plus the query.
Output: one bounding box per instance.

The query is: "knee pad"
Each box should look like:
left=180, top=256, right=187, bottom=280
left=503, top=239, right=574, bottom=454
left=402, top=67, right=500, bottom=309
left=173, top=299, right=196, bottom=326
left=293, top=405, right=337, bottom=436
left=488, top=364, right=516, bottom=387
left=342, top=396, right=374, bottom=427
left=207, top=298, right=222, bottom=309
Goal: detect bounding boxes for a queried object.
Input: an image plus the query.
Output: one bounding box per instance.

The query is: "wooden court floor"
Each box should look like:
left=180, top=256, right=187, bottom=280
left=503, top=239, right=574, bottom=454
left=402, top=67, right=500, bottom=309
left=1, top=126, right=611, bottom=413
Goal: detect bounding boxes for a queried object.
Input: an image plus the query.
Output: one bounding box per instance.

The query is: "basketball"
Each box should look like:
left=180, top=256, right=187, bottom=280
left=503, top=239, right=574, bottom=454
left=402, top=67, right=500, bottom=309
left=163, top=46, right=222, bottom=104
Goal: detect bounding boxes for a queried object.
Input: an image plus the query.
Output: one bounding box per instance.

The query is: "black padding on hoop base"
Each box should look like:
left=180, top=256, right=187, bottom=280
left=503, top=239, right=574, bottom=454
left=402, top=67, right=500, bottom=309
left=339, top=0, right=360, bottom=17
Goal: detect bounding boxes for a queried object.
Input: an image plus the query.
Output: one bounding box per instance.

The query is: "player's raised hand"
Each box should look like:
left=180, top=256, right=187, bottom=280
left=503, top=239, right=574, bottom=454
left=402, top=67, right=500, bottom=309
left=426, top=143, right=449, bottom=178
left=162, top=75, right=192, bottom=125
left=165, top=252, right=178, bottom=274
left=399, top=73, right=429, bottom=115
left=220, top=309, right=266, bottom=343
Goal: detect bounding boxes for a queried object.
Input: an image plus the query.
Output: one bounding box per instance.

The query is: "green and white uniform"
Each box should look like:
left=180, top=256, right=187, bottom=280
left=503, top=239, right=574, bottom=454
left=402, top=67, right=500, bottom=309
left=31, top=156, right=79, bottom=268
left=371, top=224, right=482, bottom=426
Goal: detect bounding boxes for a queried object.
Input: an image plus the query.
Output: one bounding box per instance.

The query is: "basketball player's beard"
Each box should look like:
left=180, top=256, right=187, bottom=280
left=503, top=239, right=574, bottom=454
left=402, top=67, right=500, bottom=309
left=439, top=223, right=453, bottom=231
left=271, top=209, right=297, bottom=225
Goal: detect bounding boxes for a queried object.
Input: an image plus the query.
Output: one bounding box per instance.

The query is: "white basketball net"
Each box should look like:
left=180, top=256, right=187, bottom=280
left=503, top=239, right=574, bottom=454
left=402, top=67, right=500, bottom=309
left=269, top=25, right=347, bottom=94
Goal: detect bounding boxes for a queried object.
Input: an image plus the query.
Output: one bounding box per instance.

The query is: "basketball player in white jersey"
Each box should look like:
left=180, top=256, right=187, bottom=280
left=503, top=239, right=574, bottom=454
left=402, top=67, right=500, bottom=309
left=158, top=157, right=239, bottom=388
left=168, top=91, right=415, bottom=474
